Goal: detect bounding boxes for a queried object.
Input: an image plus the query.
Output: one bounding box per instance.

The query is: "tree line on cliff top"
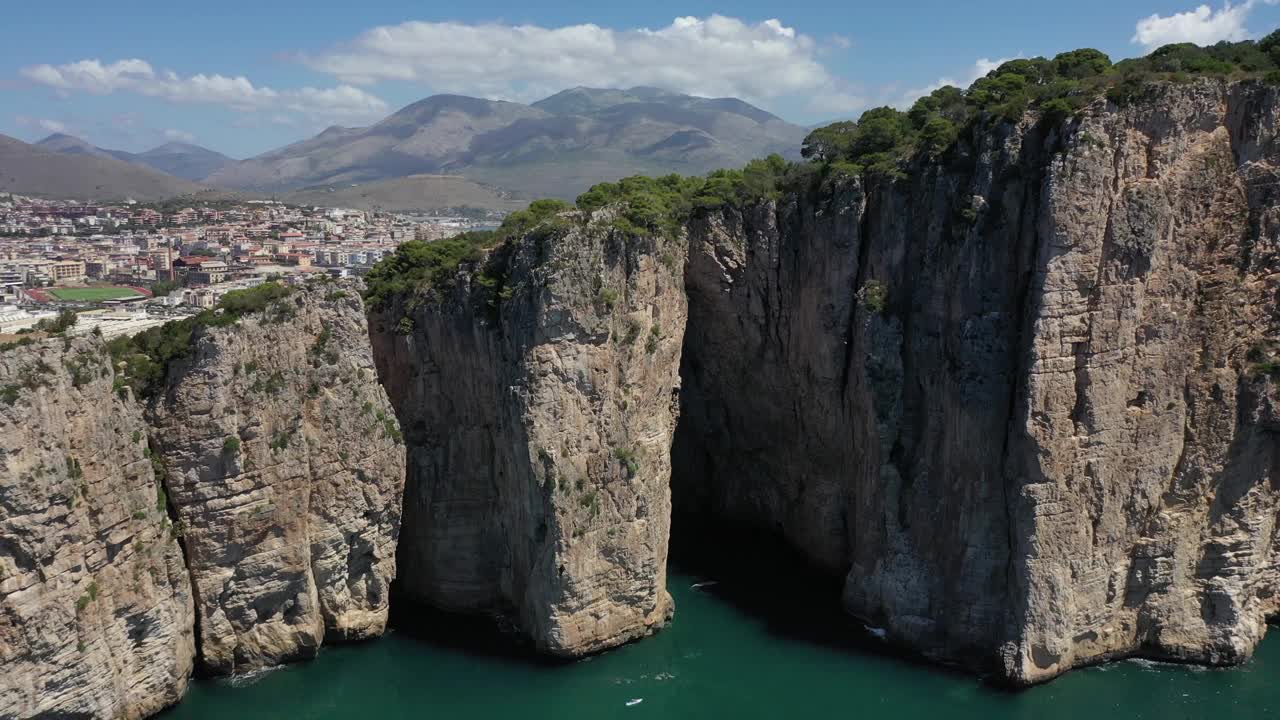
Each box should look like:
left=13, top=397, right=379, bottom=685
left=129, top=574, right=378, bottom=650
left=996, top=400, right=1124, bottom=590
left=364, top=36, right=1280, bottom=307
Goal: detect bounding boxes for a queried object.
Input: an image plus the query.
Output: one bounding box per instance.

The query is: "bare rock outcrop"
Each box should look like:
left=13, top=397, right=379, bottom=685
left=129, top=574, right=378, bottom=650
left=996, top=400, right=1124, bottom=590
left=372, top=218, right=686, bottom=655
left=148, top=282, right=405, bottom=675
left=0, top=337, right=195, bottom=719
left=674, top=79, right=1280, bottom=683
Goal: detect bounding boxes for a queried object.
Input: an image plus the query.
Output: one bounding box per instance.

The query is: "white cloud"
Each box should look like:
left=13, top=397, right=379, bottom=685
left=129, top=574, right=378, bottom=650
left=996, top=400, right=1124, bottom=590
left=20, top=58, right=387, bottom=120
left=162, top=128, right=196, bottom=143
left=807, top=91, right=868, bottom=114
left=890, top=56, right=1018, bottom=110
left=14, top=115, right=74, bottom=136
left=1131, top=1, right=1277, bottom=49
left=829, top=34, right=853, bottom=50
left=305, top=15, right=848, bottom=107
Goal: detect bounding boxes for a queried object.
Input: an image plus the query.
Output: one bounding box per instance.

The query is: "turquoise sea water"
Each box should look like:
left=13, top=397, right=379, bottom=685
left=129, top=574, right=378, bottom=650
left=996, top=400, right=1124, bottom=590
left=163, top=568, right=1276, bottom=720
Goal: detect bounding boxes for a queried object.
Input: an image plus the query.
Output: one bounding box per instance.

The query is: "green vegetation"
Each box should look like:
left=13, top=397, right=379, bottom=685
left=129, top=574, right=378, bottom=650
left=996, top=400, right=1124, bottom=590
left=362, top=39, right=1278, bottom=314
left=309, top=324, right=338, bottom=365
left=106, top=282, right=293, bottom=399
left=612, top=447, right=639, bottom=478
left=382, top=417, right=403, bottom=444
left=801, top=38, right=1280, bottom=180
left=268, top=429, right=292, bottom=452
left=222, top=436, right=241, bottom=454
left=596, top=286, right=619, bottom=311
left=0, top=337, right=36, bottom=354
left=49, top=287, right=144, bottom=302
left=362, top=169, right=797, bottom=311
left=621, top=318, right=643, bottom=345
left=151, top=280, right=179, bottom=296
left=860, top=281, right=889, bottom=315
left=250, top=371, right=286, bottom=395
left=364, top=200, right=572, bottom=311
left=1253, top=360, right=1280, bottom=380
left=34, top=309, right=79, bottom=335
left=64, top=351, right=101, bottom=388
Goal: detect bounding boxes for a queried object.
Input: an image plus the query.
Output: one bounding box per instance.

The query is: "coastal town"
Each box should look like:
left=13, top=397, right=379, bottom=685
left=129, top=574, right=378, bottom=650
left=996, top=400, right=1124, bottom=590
left=0, top=192, right=501, bottom=337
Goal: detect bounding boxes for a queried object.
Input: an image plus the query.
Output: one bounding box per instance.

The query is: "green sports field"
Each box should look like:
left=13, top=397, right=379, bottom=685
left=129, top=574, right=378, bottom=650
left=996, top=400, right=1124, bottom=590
left=49, top=287, right=145, bottom=302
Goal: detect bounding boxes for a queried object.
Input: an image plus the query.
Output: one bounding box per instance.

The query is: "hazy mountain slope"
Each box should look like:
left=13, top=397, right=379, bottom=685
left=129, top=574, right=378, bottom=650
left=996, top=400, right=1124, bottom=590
left=0, top=133, right=200, bottom=201
left=205, top=96, right=548, bottom=191
left=34, top=133, right=118, bottom=159
left=132, top=142, right=235, bottom=180
left=282, top=174, right=527, bottom=212
left=207, top=88, right=807, bottom=198
left=35, top=134, right=235, bottom=181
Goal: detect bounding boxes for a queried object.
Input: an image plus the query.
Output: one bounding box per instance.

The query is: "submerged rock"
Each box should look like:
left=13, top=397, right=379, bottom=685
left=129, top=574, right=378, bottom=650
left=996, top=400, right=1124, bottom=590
left=372, top=217, right=686, bottom=655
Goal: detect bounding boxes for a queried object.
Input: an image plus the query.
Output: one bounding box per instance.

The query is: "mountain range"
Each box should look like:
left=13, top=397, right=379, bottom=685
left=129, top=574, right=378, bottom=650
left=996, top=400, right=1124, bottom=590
left=0, top=133, right=204, bottom=202
left=206, top=87, right=806, bottom=199
left=35, top=133, right=236, bottom=181
left=11, top=87, right=807, bottom=206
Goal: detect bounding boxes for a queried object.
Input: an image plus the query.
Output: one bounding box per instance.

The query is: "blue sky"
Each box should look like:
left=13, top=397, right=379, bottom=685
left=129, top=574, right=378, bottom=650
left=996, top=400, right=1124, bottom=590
left=2, top=0, right=1278, bottom=158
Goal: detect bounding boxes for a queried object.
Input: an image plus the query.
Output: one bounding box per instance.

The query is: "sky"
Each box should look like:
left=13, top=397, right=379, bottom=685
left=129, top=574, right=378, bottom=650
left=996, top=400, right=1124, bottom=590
left=2, top=0, right=1279, bottom=159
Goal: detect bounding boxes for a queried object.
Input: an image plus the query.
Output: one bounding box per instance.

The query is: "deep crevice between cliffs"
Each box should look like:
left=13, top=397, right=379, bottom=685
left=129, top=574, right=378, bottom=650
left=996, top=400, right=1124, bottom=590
left=147, top=432, right=209, bottom=675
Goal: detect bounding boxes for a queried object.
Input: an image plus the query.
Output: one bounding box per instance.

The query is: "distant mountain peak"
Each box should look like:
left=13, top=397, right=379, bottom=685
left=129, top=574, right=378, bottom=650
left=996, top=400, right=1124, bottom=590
left=36, top=132, right=96, bottom=148
left=206, top=87, right=805, bottom=198
left=38, top=132, right=84, bottom=142
left=147, top=141, right=203, bottom=153
left=34, top=133, right=234, bottom=181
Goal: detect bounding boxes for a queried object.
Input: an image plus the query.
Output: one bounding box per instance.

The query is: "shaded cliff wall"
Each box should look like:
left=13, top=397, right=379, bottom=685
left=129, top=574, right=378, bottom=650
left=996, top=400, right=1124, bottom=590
left=148, top=283, right=405, bottom=675
left=0, top=337, right=195, bottom=719
left=372, top=218, right=686, bottom=655
left=673, top=80, right=1280, bottom=682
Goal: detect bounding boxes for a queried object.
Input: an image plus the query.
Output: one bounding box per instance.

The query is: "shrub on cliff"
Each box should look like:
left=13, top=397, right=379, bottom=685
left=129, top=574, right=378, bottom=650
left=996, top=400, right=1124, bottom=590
left=801, top=38, right=1280, bottom=180
left=106, top=281, right=293, bottom=398
left=33, top=309, right=78, bottom=336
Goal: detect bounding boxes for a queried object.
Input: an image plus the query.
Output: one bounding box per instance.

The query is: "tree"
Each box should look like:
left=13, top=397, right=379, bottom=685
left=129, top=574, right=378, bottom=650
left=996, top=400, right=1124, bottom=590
left=1053, top=49, right=1112, bottom=79
left=1258, top=30, right=1280, bottom=67
left=800, top=121, right=856, bottom=162
left=849, top=107, right=913, bottom=157
left=919, top=117, right=958, bottom=155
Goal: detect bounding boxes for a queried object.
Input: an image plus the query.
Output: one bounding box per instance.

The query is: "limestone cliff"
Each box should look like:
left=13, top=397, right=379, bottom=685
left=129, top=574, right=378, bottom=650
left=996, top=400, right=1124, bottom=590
left=674, top=79, right=1280, bottom=683
left=0, top=337, right=195, bottom=719
left=371, top=217, right=686, bottom=655
left=148, top=282, right=405, bottom=675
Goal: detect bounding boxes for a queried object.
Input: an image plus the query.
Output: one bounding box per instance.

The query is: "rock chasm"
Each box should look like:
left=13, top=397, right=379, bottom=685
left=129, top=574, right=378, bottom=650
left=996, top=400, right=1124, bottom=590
left=1, top=79, right=1279, bottom=719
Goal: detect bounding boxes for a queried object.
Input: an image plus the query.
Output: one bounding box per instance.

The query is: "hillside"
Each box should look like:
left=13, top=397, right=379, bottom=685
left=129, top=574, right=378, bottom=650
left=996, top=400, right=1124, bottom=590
left=282, top=174, right=527, bottom=212
left=130, top=142, right=236, bottom=180
left=205, top=87, right=807, bottom=199
left=0, top=133, right=201, bottom=201
left=35, top=134, right=235, bottom=181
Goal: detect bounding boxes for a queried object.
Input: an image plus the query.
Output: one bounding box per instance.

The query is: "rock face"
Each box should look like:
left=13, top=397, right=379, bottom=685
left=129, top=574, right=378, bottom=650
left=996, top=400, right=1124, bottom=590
left=148, top=283, right=405, bottom=675
left=674, top=80, right=1280, bottom=683
left=0, top=337, right=195, bottom=719
left=372, top=218, right=687, bottom=655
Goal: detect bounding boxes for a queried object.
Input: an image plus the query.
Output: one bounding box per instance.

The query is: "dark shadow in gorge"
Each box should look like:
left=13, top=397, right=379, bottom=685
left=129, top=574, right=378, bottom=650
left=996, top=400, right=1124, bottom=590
left=667, top=510, right=980, bottom=684
left=385, top=582, right=570, bottom=667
